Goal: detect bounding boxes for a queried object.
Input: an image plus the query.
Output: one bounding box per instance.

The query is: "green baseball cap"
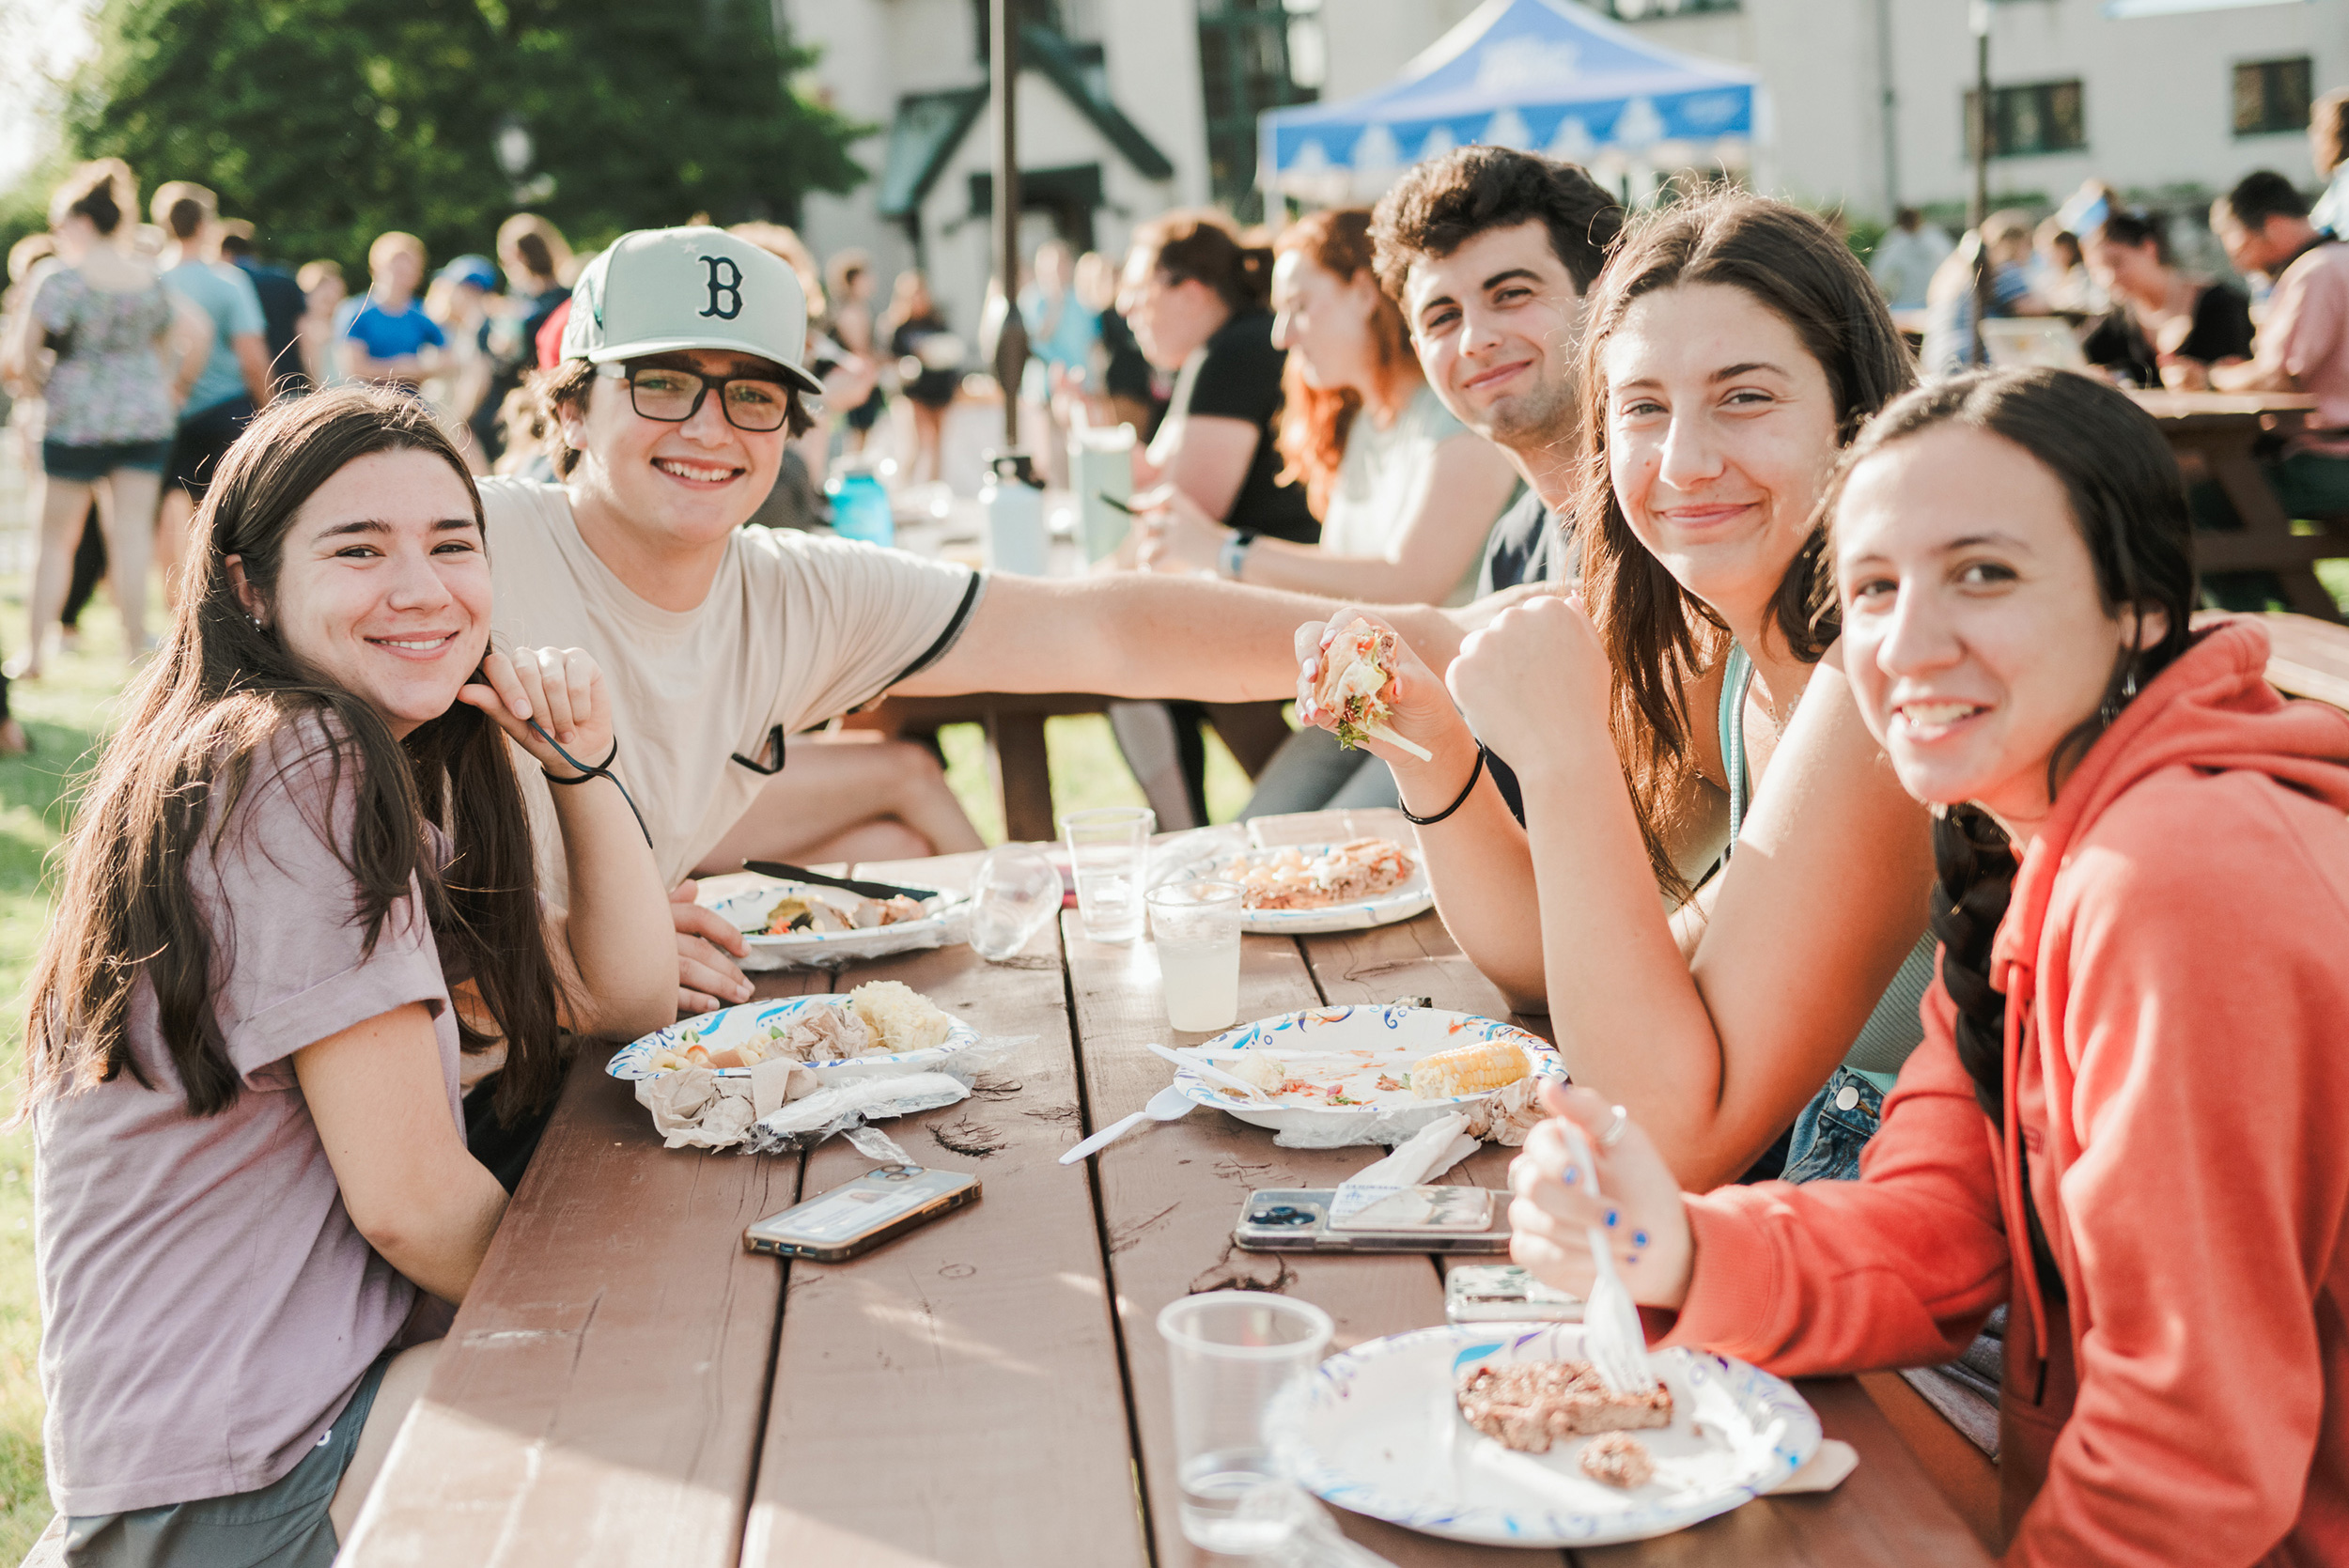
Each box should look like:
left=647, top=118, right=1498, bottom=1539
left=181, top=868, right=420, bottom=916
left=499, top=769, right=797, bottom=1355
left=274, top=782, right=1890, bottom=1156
left=560, top=225, right=822, bottom=395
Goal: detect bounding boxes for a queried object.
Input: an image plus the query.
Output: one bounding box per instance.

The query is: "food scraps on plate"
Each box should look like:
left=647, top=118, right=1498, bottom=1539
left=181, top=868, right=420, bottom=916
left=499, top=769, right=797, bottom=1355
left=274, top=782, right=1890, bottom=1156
left=1217, top=838, right=1415, bottom=911
left=647, top=981, right=951, bottom=1071
left=1456, top=1359, right=1674, bottom=1480
left=1222, top=1037, right=1532, bottom=1107
left=755, top=888, right=929, bottom=934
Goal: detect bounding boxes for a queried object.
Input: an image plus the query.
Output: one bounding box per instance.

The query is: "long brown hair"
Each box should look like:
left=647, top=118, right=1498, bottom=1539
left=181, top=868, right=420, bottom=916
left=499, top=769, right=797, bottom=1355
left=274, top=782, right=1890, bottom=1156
left=1271, top=209, right=1420, bottom=519
left=25, top=390, right=568, bottom=1123
left=1574, top=190, right=1916, bottom=895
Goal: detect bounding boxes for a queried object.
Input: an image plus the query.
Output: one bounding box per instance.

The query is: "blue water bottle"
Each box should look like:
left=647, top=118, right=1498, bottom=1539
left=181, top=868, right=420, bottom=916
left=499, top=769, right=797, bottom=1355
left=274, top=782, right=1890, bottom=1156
left=824, top=455, right=894, bottom=548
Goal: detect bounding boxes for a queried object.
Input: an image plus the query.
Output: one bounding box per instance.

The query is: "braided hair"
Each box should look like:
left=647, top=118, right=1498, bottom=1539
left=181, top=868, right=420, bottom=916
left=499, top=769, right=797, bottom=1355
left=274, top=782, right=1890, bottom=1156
left=1930, top=806, right=2016, bottom=1125
left=1825, top=368, right=2198, bottom=1128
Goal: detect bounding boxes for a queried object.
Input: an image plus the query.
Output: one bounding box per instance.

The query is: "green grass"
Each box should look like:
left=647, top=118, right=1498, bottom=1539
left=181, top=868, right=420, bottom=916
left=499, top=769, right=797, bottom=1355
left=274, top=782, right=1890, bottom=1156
left=0, top=579, right=131, bottom=1559
left=937, top=713, right=1254, bottom=844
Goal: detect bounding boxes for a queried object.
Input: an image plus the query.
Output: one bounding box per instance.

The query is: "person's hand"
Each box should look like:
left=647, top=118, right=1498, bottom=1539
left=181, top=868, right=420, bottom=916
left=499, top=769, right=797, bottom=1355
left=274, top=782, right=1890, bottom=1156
left=1444, top=594, right=1611, bottom=771
left=1131, top=485, right=1228, bottom=576
left=458, top=646, right=614, bottom=778
left=668, top=878, right=754, bottom=1016
left=2155, top=353, right=2210, bottom=392
left=820, top=352, right=879, bottom=411
left=1508, top=1082, right=1694, bottom=1310
left=1292, top=607, right=1470, bottom=765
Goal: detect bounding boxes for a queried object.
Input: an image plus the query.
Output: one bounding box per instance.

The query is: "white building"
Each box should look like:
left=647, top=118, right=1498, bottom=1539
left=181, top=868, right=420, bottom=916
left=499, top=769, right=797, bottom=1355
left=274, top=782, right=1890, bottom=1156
left=1626, top=0, right=2345, bottom=220
left=782, top=0, right=2345, bottom=325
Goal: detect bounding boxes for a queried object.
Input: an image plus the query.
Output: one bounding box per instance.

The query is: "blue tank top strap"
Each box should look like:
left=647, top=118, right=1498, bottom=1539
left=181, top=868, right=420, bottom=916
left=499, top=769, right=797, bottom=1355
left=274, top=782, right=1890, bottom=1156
left=1718, top=644, right=1755, bottom=850
left=1714, top=640, right=1932, bottom=1082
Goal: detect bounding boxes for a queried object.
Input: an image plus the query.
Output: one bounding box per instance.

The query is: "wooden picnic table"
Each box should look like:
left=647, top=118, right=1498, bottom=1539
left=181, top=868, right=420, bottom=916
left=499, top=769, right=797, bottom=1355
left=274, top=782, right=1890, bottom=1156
left=344, top=811, right=1995, bottom=1568
left=2128, top=389, right=2343, bottom=620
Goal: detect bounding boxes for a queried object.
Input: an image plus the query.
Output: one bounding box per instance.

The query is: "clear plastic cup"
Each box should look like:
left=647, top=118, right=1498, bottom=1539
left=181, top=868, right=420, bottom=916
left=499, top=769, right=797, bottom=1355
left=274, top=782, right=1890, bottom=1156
left=1060, top=806, right=1155, bottom=943
left=1157, top=1293, right=1333, bottom=1554
left=1147, top=879, right=1243, bottom=1033
left=966, top=843, right=1064, bottom=961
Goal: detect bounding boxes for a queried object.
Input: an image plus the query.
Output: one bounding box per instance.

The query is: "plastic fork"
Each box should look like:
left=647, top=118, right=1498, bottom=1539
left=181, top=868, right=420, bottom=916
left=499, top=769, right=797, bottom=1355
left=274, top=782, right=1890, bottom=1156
left=1143, top=1042, right=1272, bottom=1104
left=1060, top=1084, right=1194, bottom=1164
left=1560, top=1120, right=1658, bottom=1395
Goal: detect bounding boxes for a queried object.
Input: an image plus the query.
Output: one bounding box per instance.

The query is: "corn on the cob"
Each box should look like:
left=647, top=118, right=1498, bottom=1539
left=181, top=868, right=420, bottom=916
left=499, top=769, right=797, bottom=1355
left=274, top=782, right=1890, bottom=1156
left=1410, top=1039, right=1530, bottom=1099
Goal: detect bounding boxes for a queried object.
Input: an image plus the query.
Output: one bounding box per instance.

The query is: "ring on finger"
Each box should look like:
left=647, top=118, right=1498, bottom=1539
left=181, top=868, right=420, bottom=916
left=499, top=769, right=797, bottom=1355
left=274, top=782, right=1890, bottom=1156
left=1597, top=1103, right=1629, bottom=1150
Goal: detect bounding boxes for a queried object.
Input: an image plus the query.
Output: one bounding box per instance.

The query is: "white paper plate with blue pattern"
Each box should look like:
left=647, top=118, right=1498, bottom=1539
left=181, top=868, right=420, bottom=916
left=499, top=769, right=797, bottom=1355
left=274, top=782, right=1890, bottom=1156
left=705, top=879, right=970, bottom=970
left=1174, top=842, right=1433, bottom=935
left=605, top=995, right=980, bottom=1086
left=1173, top=1005, right=1563, bottom=1141
left=1267, top=1321, right=1818, bottom=1547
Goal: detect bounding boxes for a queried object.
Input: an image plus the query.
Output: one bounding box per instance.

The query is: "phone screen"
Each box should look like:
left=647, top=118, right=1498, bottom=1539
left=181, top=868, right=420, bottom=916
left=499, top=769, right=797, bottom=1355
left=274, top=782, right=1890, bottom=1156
left=1328, top=1186, right=1495, bottom=1233
left=746, top=1165, right=978, bottom=1258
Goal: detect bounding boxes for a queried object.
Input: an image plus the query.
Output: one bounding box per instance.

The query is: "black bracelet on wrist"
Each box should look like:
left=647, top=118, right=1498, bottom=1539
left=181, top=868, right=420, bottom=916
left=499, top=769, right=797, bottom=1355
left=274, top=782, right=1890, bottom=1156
left=525, top=722, right=652, bottom=848
left=542, top=736, right=619, bottom=784
left=1401, top=742, right=1488, bottom=826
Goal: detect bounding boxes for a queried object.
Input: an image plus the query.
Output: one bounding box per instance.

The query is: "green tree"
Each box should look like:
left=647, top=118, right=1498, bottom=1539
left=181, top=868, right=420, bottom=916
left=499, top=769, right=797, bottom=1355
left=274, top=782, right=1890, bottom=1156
left=52, top=0, right=865, bottom=276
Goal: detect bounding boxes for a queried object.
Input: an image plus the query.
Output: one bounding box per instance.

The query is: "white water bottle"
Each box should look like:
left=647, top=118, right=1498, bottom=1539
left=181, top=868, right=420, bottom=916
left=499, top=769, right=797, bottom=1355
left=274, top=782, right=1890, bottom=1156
left=980, top=451, right=1048, bottom=575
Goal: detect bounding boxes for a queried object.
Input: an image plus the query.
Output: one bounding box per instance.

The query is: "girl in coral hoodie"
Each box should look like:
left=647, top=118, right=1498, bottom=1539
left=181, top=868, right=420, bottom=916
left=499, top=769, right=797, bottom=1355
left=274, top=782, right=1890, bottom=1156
left=1508, top=366, right=2349, bottom=1567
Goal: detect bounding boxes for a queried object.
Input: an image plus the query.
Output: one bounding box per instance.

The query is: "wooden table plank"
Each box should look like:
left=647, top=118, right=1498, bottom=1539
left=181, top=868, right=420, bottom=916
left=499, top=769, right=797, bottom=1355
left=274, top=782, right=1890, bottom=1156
left=2255, top=610, right=2349, bottom=711
left=1066, top=913, right=1571, bottom=1568
left=1571, top=1380, right=1993, bottom=1567
left=343, top=1041, right=803, bottom=1568
left=740, top=859, right=1148, bottom=1567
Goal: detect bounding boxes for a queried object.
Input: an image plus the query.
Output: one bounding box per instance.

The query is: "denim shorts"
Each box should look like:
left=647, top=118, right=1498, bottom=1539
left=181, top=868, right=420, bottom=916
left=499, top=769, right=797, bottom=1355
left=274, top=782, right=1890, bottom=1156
left=1780, top=1065, right=1886, bottom=1185
left=41, top=439, right=173, bottom=483
left=64, top=1353, right=392, bottom=1568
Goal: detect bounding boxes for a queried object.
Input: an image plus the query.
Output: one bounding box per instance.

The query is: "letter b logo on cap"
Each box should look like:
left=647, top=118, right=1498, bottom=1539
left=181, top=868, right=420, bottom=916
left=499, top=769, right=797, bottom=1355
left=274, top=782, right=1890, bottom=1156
left=699, top=256, right=743, bottom=320
left=559, top=226, right=822, bottom=395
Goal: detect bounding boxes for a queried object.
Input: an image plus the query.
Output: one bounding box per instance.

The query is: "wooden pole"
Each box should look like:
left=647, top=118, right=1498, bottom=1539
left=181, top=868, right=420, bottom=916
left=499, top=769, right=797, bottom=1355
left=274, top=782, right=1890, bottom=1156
left=991, top=0, right=1028, bottom=452
left=1970, top=0, right=1992, bottom=365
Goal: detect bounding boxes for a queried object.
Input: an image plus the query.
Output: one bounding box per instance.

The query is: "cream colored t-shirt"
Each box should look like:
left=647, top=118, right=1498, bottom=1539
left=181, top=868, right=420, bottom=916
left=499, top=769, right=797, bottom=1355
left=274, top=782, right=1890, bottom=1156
left=480, top=476, right=984, bottom=893
left=1320, top=382, right=1486, bottom=606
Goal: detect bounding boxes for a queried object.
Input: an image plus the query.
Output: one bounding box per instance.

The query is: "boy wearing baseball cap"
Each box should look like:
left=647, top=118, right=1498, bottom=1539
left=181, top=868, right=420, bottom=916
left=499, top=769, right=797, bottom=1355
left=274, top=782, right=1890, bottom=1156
left=478, top=225, right=1481, bottom=1017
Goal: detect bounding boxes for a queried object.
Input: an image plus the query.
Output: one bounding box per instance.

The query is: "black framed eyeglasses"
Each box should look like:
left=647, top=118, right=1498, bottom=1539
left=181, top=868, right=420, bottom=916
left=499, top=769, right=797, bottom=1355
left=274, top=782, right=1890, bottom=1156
left=598, top=363, right=793, bottom=432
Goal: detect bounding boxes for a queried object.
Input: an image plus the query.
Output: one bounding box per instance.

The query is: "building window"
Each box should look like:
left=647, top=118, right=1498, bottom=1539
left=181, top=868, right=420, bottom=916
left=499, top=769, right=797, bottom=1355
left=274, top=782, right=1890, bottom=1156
left=2234, top=57, right=2312, bottom=138
left=1964, top=80, right=2086, bottom=159
left=1600, top=0, right=1741, bottom=17
left=1198, top=0, right=1321, bottom=220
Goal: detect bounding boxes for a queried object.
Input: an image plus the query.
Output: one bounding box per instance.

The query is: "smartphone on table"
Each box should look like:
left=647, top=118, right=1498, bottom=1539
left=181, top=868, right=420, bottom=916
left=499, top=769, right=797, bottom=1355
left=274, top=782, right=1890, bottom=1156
left=1233, top=1186, right=1513, bottom=1254
left=744, top=1164, right=980, bottom=1262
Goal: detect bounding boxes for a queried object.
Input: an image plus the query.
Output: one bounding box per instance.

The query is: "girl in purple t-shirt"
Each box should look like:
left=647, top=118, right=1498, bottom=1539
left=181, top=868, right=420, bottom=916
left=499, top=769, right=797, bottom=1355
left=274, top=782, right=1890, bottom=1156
left=24, top=389, right=674, bottom=1565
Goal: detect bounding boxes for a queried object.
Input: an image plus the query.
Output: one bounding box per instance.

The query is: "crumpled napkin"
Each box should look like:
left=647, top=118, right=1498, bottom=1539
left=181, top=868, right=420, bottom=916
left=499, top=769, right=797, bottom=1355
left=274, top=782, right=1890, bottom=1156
left=742, top=1033, right=1026, bottom=1155
left=1769, top=1437, right=1859, bottom=1493
left=632, top=1033, right=1026, bottom=1153
left=1330, top=1111, right=1483, bottom=1223
left=635, top=1057, right=819, bottom=1149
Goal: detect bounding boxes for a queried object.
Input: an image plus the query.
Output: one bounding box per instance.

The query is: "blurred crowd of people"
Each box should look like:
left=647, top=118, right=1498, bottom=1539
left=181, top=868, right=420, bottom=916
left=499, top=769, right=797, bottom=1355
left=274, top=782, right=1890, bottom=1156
left=5, top=84, right=2348, bottom=818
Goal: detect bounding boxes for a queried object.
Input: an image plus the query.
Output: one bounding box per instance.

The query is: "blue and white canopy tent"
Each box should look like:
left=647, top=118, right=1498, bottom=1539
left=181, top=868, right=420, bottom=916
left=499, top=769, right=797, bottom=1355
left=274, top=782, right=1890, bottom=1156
left=1258, top=0, right=1763, bottom=207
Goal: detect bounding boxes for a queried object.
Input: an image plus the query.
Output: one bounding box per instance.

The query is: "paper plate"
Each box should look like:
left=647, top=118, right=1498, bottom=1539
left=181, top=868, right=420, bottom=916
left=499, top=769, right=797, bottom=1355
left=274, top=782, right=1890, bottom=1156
left=1172, top=1005, right=1562, bottom=1141
left=605, top=994, right=980, bottom=1086
left=705, top=879, right=969, bottom=968
left=1174, top=842, right=1433, bottom=935
left=1268, top=1322, right=1819, bottom=1547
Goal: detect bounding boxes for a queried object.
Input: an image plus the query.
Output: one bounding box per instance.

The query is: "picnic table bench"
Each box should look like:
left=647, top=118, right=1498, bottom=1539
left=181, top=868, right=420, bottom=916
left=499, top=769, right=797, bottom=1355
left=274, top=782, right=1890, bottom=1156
left=341, top=811, right=1994, bottom=1568
left=2131, top=390, right=2343, bottom=620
